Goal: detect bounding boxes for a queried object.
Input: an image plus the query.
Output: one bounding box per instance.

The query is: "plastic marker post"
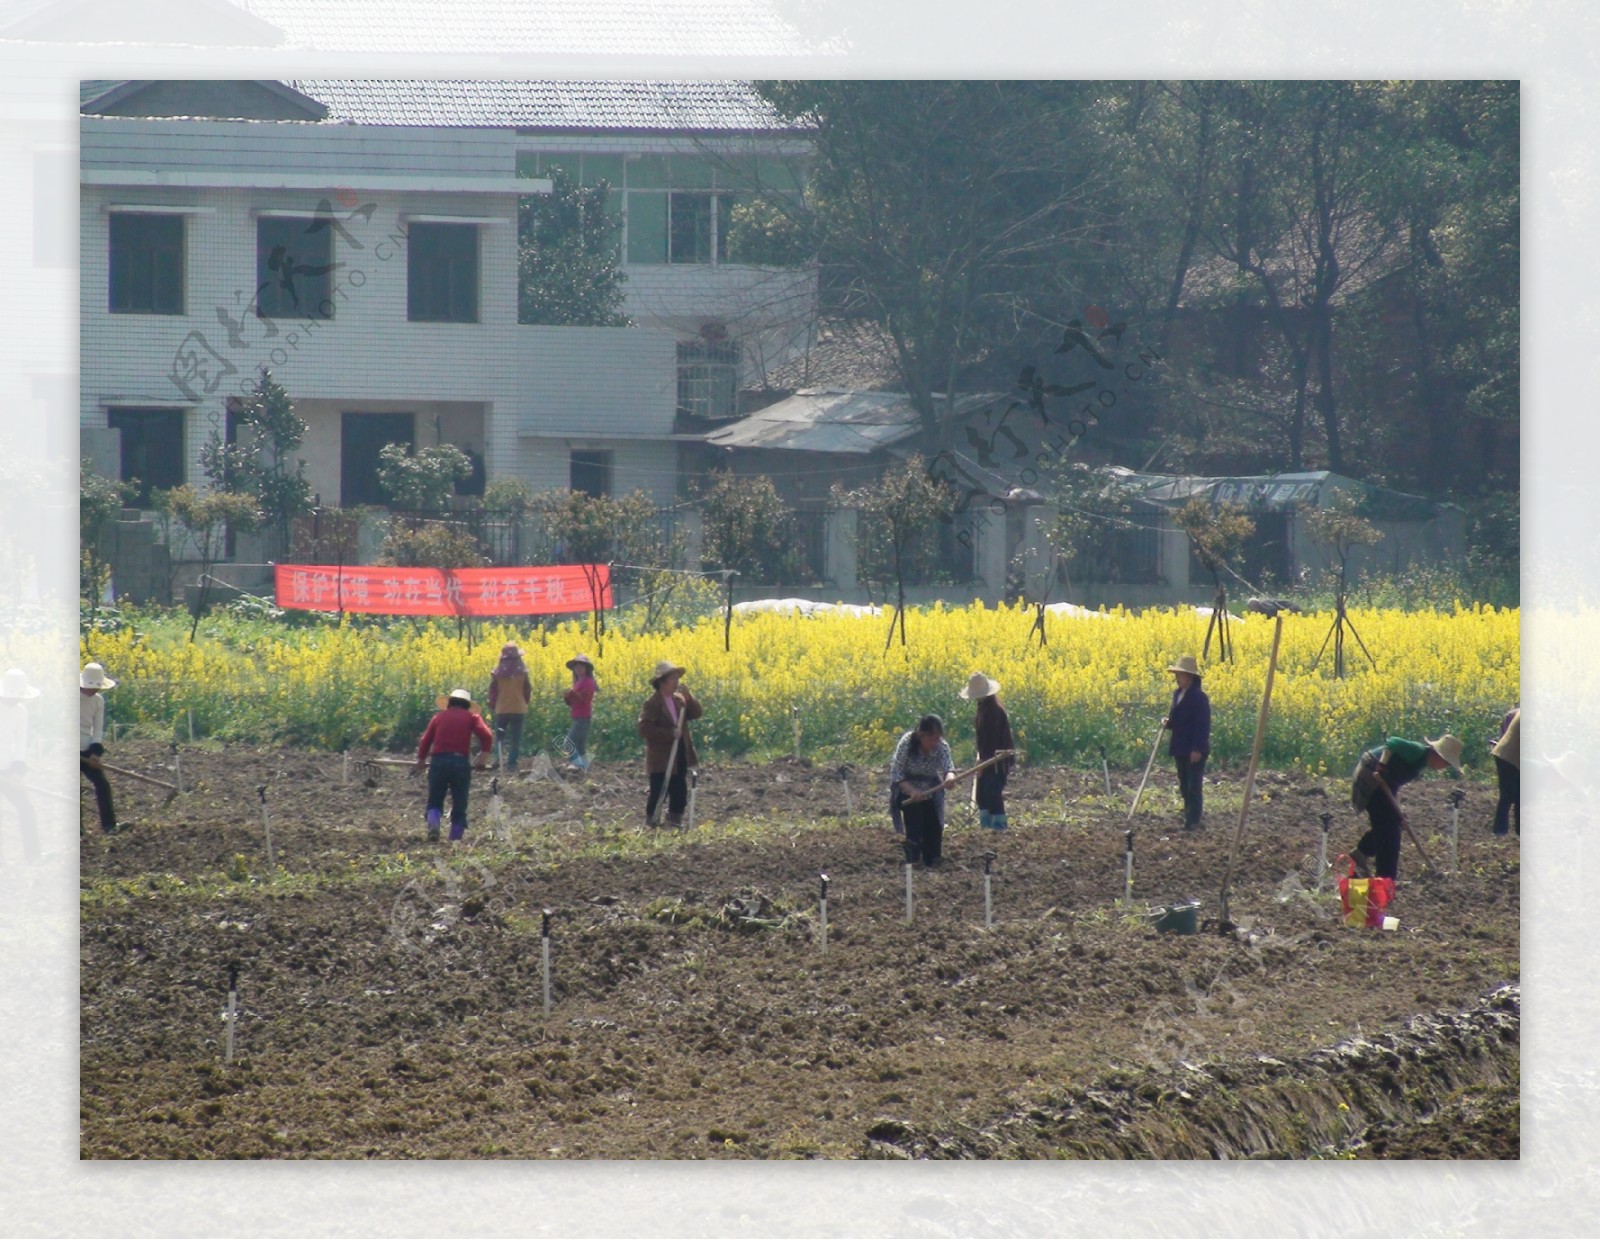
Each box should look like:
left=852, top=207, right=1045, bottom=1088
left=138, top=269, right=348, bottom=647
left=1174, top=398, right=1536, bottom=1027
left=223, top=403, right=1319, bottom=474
left=841, top=770, right=853, bottom=817
left=818, top=872, right=829, bottom=954
left=685, top=769, right=700, bottom=831
left=983, top=851, right=996, bottom=930
left=258, top=785, right=276, bottom=869
left=904, top=863, right=914, bottom=924
left=223, top=962, right=239, bottom=1064
left=541, top=908, right=553, bottom=1017
left=489, top=776, right=506, bottom=843
left=791, top=704, right=801, bottom=759
left=171, top=743, right=183, bottom=795
left=1123, top=829, right=1135, bottom=907
left=1449, top=786, right=1465, bottom=873
left=1317, top=813, right=1333, bottom=892
left=187, top=707, right=195, bottom=743
left=1099, top=745, right=1112, bottom=797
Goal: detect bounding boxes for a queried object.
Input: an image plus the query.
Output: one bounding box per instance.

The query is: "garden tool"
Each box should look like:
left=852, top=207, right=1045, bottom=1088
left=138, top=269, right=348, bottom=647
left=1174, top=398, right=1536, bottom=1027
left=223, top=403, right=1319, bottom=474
left=1126, top=720, right=1166, bottom=822
left=649, top=719, right=685, bottom=827
left=100, top=760, right=179, bottom=803
left=1218, top=598, right=1297, bottom=929
left=902, top=750, right=1017, bottom=803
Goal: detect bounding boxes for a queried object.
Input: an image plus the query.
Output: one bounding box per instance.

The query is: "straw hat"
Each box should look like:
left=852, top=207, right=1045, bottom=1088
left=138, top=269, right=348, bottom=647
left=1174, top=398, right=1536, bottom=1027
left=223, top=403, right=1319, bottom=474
left=447, top=687, right=473, bottom=705
left=80, top=663, right=117, bottom=690
left=500, top=641, right=521, bottom=654
left=1426, top=734, right=1464, bottom=772
left=1167, top=655, right=1201, bottom=678
left=1, top=668, right=40, bottom=700
left=566, top=654, right=594, bottom=672
left=650, top=660, right=686, bottom=687
left=958, top=672, right=1000, bottom=701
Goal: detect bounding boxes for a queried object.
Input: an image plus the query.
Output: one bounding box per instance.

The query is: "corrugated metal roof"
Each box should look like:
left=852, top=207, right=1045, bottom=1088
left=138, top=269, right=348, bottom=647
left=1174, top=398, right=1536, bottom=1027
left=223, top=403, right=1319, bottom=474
left=705, top=390, right=1002, bottom=455
left=290, top=78, right=795, bottom=132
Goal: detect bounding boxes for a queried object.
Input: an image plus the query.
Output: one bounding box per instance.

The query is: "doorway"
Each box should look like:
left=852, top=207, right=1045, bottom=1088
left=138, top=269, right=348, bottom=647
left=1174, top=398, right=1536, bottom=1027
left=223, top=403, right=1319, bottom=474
left=340, top=412, right=415, bottom=507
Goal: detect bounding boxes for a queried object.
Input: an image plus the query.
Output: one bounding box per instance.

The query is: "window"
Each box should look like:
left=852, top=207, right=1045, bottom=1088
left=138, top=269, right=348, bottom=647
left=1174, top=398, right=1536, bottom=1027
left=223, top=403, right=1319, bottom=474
left=256, top=217, right=334, bottom=319
left=106, top=407, right=185, bottom=506
left=407, top=223, right=479, bottom=323
left=340, top=412, right=415, bottom=507
left=570, top=450, right=612, bottom=499
left=677, top=340, right=741, bottom=419
left=668, top=193, right=730, bottom=265
left=109, top=213, right=184, bottom=314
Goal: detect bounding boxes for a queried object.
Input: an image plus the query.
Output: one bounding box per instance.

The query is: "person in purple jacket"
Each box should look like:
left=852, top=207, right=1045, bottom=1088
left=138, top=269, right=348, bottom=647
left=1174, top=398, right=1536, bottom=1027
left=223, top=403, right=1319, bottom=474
left=1162, top=655, right=1211, bottom=831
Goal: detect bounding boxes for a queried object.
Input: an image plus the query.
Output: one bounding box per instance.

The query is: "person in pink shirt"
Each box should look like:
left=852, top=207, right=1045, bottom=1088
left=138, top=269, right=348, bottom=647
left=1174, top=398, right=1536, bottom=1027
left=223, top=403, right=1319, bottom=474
left=414, top=688, right=495, bottom=842
left=562, top=655, right=598, bottom=772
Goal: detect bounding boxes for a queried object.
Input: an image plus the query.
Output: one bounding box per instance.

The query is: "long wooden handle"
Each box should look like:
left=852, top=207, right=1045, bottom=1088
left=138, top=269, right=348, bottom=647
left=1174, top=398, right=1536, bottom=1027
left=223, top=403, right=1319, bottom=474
left=649, top=723, right=684, bottom=826
left=1372, top=771, right=1435, bottom=872
left=99, top=762, right=177, bottom=792
left=904, top=750, right=1016, bottom=802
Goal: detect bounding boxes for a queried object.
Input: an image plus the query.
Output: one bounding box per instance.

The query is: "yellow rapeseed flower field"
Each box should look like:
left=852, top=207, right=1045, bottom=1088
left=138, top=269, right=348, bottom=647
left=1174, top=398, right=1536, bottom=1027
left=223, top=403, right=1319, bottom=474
left=81, top=602, right=1519, bottom=773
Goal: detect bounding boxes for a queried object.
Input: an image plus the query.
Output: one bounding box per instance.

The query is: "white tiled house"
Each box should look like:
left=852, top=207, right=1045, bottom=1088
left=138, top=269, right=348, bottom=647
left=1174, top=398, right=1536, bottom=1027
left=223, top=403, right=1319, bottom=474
left=80, top=79, right=816, bottom=534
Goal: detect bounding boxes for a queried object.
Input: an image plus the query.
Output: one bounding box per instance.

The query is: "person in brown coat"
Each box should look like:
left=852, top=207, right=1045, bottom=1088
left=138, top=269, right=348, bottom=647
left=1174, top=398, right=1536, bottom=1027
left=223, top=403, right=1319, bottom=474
left=636, top=660, right=703, bottom=827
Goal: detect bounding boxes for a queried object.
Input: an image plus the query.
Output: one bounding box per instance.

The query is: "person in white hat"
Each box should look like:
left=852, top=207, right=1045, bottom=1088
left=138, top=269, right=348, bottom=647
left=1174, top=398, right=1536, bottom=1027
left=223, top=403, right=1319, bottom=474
left=959, top=672, right=1014, bottom=831
left=414, top=688, right=495, bottom=842
left=637, top=660, right=701, bottom=827
left=0, top=668, right=42, bottom=861
left=1490, top=705, right=1519, bottom=837
left=486, top=642, right=532, bottom=773
left=562, top=655, right=599, bottom=772
left=79, top=663, right=121, bottom=833
left=1162, top=655, right=1211, bottom=831
left=1350, top=731, right=1463, bottom=878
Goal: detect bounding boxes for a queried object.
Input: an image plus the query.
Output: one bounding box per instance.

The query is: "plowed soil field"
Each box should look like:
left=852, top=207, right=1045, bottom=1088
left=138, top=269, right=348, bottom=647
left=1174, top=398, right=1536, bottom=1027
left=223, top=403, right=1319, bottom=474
left=79, top=741, right=1520, bottom=1159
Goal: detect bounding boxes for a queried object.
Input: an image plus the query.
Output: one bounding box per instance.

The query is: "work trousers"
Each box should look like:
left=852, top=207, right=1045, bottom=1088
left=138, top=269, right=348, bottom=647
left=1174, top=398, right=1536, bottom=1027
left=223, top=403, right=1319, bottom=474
left=1357, top=789, right=1403, bottom=880
left=902, top=795, right=944, bottom=866
left=646, top=765, right=689, bottom=824
left=975, top=766, right=1007, bottom=816
left=494, top=713, right=525, bottom=772
left=426, top=753, right=472, bottom=840
left=566, top=716, right=591, bottom=767
left=1174, top=755, right=1206, bottom=829
left=1493, top=756, right=1520, bottom=836
left=80, top=750, right=116, bottom=832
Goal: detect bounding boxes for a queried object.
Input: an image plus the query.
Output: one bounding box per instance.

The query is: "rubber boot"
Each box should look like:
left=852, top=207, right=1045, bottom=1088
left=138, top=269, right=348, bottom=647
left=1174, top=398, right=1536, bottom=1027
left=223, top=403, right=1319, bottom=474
left=990, top=813, right=1009, bottom=831
left=426, top=808, right=441, bottom=842
left=449, top=819, right=466, bottom=842
left=978, top=809, right=994, bottom=830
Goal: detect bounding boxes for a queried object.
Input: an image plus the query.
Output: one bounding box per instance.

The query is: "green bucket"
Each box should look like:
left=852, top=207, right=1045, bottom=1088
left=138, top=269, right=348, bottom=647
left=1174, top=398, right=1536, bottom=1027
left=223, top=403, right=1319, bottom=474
left=1152, top=900, right=1200, bottom=935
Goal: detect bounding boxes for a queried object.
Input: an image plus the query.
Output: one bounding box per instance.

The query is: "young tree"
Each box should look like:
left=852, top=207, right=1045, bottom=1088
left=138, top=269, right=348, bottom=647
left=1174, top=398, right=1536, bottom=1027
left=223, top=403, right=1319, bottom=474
left=697, top=471, right=805, bottom=583
left=518, top=167, right=630, bottom=327
left=199, top=369, right=313, bottom=559
left=833, top=454, right=956, bottom=648
left=160, top=485, right=263, bottom=640
left=376, top=443, right=472, bottom=512
left=1303, top=490, right=1383, bottom=676
left=1173, top=497, right=1255, bottom=662
left=80, top=459, right=134, bottom=619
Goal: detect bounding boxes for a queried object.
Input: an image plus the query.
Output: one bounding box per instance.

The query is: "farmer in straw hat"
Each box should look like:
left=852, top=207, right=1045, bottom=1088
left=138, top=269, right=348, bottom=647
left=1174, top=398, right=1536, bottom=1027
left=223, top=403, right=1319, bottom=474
left=79, top=663, right=122, bottom=834
left=960, top=672, right=1014, bottom=831
left=563, top=654, right=598, bottom=772
left=415, top=688, right=495, bottom=843
left=486, top=641, right=532, bottom=773
left=0, top=668, right=42, bottom=862
left=1351, top=732, right=1464, bottom=879
left=1162, top=655, right=1211, bottom=831
left=637, top=660, right=702, bottom=827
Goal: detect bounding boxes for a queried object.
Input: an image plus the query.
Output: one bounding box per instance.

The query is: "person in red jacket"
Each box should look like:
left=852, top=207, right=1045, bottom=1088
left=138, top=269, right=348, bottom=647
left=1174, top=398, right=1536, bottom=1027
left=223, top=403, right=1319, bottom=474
left=415, top=688, right=495, bottom=842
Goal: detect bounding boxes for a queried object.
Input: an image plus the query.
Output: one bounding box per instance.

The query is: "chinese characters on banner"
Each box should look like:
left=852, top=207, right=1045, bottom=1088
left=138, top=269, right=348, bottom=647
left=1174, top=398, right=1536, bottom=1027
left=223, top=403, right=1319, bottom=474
left=274, top=564, right=612, bottom=616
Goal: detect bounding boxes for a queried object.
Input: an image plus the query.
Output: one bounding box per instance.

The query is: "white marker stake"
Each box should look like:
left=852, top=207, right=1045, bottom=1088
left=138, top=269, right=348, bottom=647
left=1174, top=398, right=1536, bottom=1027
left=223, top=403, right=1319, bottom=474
left=818, top=873, right=829, bottom=954
left=489, top=777, right=506, bottom=843
left=540, top=909, right=553, bottom=1017
left=224, top=963, right=238, bottom=1064
left=841, top=772, right=853, bottom=818
left=187, top=707, right=195, bottom=743
left=1099, top=746, right=1112, bottom=797
left=904, top=863, right=914, bottom=925
left=685, top=769, right=699, bottom=831
left=172, top=745, right=184, bottom=795
left=1317, top=813, right=1333, bottom=893
left=258, top=785, right=276, bottom=870
left=791, top=704, right=801, bottom=760
left=1449, top=788, right=1463, bottom=874
left=983, top=852, right=997, bottom=930
left=1123, top=830, right=1134, bottom=908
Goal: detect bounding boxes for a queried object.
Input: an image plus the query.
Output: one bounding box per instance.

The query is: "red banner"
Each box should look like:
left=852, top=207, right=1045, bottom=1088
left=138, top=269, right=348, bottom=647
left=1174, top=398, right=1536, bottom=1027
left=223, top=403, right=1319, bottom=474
left=274, top=564, right=612, bottom=616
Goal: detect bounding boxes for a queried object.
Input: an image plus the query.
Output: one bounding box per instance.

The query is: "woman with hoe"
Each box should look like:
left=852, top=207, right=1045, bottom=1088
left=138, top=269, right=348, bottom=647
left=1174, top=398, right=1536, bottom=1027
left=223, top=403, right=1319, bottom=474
left=960, top=673, right=1014, bottom=831
left=1163, top=655, right=1211, bottom=831
left=486, top=642, right=532, bottom=774
left=889, top=714, right=957, bottom=867
left=637, top=661, right=702, bottom=828
left=415, top=688, right=495, bottom=843
left=1351, top=732, right=1463, bottom=878
left=79, top=662, right=121, bottom=834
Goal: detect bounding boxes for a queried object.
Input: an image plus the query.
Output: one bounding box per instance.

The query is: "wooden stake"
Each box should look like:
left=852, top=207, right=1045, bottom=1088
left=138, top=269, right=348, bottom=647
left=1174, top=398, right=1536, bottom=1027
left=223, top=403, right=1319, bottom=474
left=1219, top=612, right=1284, bottom=929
